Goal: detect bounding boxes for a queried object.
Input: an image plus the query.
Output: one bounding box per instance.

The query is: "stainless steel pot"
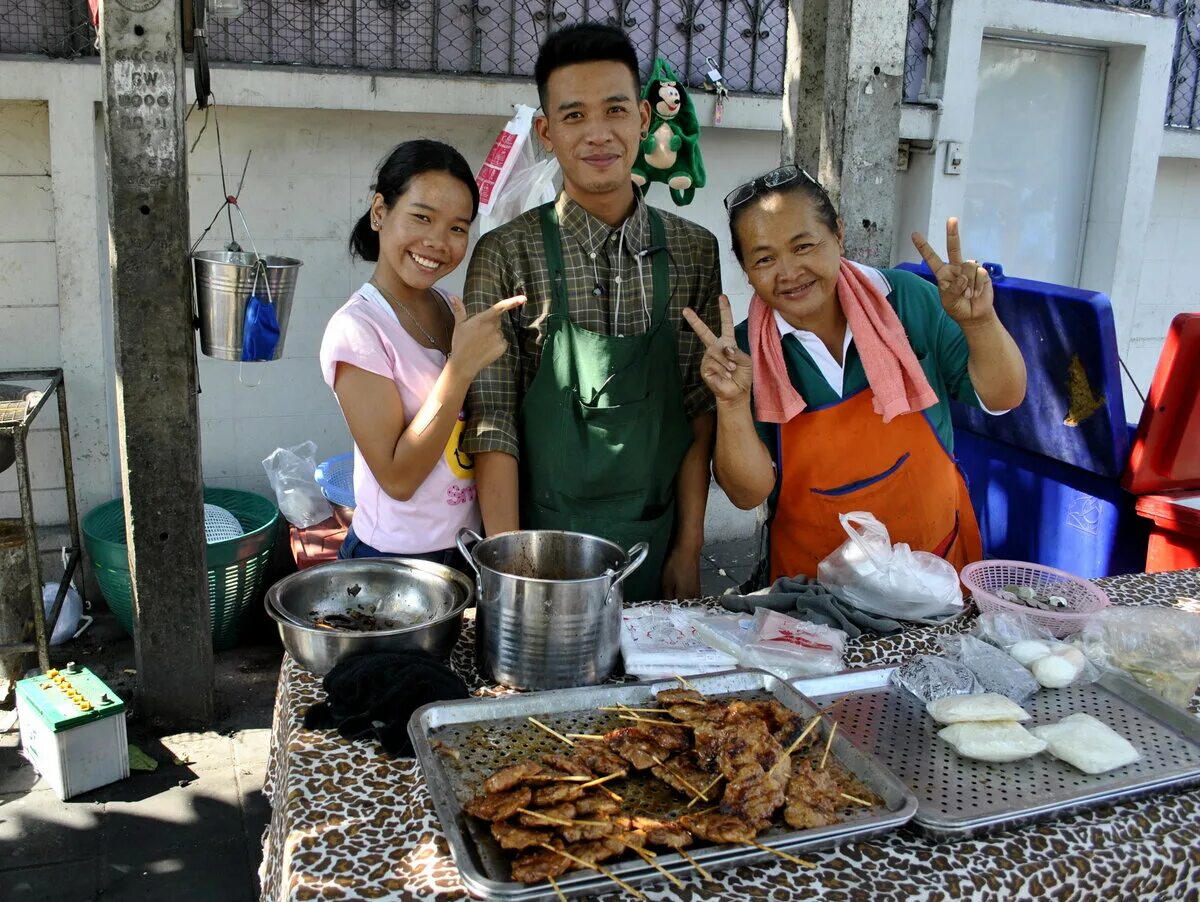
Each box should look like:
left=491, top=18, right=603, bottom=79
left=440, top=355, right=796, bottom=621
left=456, top=528, right=647, bottom=690
left=264, top=557, right=471, bottom=674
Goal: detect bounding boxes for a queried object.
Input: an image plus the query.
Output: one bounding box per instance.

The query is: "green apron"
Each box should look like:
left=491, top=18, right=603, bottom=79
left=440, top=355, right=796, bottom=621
left=518, top=203, right=693, bottom=602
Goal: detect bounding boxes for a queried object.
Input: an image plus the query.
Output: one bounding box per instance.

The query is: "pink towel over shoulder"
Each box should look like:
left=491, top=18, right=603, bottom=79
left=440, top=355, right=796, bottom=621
left=748, top=259, right=938, bottom=424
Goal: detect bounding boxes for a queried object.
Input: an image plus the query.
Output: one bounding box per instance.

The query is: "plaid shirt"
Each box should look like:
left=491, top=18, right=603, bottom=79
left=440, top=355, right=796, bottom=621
left=462, top=192, right=723, bottom=458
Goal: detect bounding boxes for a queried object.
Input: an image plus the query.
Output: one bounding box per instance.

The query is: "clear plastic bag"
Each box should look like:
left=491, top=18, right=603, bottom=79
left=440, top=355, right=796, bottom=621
left=890, top=655, right=981, bottom=703
left=817, top=512, right=964, bottom=622
left=973, top=611, right=1098, bottom=688
left=742, top=608, right=846, bottom=676
left=940, top=634, right=1039, bottom=703
left=1078, top=607, right=1200, bottom=708
left=262, top=441, right=332, bottom=528
left=974, top=611, right=1056, bottom=650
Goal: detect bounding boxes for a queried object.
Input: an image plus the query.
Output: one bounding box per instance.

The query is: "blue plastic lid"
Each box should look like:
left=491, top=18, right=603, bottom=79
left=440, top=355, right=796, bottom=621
left=898, top=261, right=1129, bottom=478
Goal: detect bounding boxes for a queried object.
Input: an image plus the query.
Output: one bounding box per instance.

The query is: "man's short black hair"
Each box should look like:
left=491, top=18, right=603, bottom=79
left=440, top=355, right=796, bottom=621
left=534, top=23, right=641, bottom=112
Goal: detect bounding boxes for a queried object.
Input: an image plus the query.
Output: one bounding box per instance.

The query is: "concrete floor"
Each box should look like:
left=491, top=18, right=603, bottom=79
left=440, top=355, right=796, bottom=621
left=0, top=536, right=760, bottom=901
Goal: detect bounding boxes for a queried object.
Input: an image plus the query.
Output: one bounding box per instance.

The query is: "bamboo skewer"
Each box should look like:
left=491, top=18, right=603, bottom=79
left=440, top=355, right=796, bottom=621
left=600, top=706, right=662, bottom=713
left=565, top=733, right=606, bottom=740
left=769, top=714, right=823, bottom=777
left=818, top=722, right=839, bottom=771
left=539, top=845, right=645, bottom=900
left=687, top=774, right=723, bottom=809
left=677, top=847, right=713, bottom=882
left=617, top=714, right=695, bottom=729
left=547, top=876, right=567, bottom=902
left=525, top=774, right=594, bottom=783
left=579, top=771, right=626, bottom=789
left=746, top=840, right=816, bottom=868
left=649, top=755, right=709, bottom=801
left=517, top=808, right=608, bottom=827
left=528, top=717, right=575, bottom=747
left=840, top=792, right=873, bottom=808
left=619, top=840, right=684, bottom=889
left=675, top=675, right=697, bottom=690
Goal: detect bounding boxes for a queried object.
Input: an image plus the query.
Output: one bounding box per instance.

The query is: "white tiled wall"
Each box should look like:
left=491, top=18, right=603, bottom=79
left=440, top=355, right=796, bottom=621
left=1124, top=156, right=1200, bottom=417
left=0, top=101, right=68, bottom=524
left=185, top=105, right=781, bottom=498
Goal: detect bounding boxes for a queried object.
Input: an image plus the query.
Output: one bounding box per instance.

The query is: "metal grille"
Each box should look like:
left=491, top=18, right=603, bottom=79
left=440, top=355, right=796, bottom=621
left=903, top=0, right=939, bottom=103
left=0, top=0, right=95, bottom=58
left=200, top=1, right=787, bottom=94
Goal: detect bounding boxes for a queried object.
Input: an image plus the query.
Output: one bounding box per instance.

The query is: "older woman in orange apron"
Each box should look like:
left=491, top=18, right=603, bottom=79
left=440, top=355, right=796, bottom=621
left=684, top=166, right=1027, bottom=583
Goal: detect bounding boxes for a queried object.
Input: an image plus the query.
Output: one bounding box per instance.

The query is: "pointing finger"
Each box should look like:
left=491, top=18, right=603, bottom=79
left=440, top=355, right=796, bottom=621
left=717, top=294, right=735, bottom=338
left=911, top=231, right=944, bottom=274
left=488, top=294, right=526, bottom=316
left=946, top=217, right=963, bottom=266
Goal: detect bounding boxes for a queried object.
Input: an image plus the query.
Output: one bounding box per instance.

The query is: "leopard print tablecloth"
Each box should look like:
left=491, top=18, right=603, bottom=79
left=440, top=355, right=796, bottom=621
left=260, top=570, right=1200, bottom=901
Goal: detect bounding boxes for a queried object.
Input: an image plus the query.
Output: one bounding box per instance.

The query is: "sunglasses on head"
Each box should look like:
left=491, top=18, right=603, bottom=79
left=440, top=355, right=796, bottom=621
left=723, top=164, right=821, bottom=212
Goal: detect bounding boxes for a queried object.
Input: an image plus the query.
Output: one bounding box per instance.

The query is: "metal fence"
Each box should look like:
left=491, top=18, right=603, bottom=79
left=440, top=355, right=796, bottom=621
left=3, top=0, right=1199, bottom=129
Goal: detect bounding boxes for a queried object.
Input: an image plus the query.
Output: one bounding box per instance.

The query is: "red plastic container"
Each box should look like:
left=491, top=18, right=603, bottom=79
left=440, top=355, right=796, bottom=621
left=1135, top=492, right=1200, bottom=572
left=288, top=518, right=346, bottom=569
left=1123, top=313, right=1200, bottom=495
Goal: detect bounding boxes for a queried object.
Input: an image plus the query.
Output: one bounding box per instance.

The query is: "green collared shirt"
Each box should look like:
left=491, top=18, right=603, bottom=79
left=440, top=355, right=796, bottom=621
left=462, top=192, right=722, bottom=458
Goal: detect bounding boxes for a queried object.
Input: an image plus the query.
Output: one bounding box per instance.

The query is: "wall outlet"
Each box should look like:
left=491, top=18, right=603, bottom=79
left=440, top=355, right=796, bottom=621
left=944, top=141, right=965, bottom=175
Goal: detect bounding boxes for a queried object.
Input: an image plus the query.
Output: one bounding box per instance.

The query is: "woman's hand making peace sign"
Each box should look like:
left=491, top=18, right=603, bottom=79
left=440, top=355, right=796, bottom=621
left=911, top=217, right=996, bottom=327
left=683, top=295, right=753, bottom=406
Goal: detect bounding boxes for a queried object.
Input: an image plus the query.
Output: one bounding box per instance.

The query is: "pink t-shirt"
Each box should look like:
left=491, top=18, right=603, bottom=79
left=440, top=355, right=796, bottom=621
left=319, top=283, right=480, bottom=553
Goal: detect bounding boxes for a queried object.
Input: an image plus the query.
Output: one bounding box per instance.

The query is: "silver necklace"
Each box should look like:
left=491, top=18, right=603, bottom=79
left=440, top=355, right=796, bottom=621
left=371, top=279, right=451, bottom=356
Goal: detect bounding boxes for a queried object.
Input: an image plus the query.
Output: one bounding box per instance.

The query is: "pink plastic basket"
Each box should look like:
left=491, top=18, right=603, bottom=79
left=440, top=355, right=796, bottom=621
left=959, top=560, right=1110, bottom=638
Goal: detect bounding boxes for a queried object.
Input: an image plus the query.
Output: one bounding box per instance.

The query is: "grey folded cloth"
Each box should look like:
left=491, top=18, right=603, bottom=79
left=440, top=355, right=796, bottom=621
left=720, top=575, right=904, bottom=638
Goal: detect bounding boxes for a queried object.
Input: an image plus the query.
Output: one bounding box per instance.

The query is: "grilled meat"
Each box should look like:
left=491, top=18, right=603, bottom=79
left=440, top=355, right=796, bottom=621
left=678, top=812, right=765, bottom=844
left=650, top=754, right=715, bottom=799
left=464, top=785, right=532, bottom=822
left=541, top=753, right=595, bottom=777
left=655, top=688, right=706, bottom=706
left=575, top=794, right=622, bottom=817
left=560, top=819, right=616, bottom=842
left=564, top=836, right=624, bottom=866
left=511, top=845, right=571, bottom=883
left=516, top=802, right=576, bottom=827
left=721, top=761, right=790, bottom=824
left=606, top=724, right=690, bottom=770
left=573, top=739, right=629, bottom=775
left=715, top=717, right=785, bottom=778
left=491, top=821, right=552, bottom=850
left=483, top=761, right=544, bottom=794
left=531, top=781, right=586, bottom=806
left=614, top=816, right=694, bottom=849
left=783, top=759, right=843, bottom=830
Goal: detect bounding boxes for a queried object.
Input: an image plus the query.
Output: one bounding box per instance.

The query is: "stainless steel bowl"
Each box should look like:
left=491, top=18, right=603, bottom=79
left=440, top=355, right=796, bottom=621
left=265, top=558, right=471, bottom=674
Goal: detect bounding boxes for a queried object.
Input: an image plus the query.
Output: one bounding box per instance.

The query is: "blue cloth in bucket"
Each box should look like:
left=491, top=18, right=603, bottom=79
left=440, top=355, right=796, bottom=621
left=242, top=293, right=280, bottom=361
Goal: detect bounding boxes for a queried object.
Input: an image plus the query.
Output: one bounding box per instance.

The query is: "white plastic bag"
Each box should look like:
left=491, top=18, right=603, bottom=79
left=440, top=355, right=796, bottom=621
left=262, top=441, right=332, bottom=528
left=42, top=582, right=83, bottom=645
left=817, top=512, right=963, bottom=622
left=478, top=106, right=560, bottom=235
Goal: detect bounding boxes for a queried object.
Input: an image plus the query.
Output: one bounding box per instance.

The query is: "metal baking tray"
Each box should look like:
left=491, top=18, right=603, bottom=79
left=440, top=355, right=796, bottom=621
left=792, top=665, right=1200, bottom=840
left=410, top=669, right=918, bottom=901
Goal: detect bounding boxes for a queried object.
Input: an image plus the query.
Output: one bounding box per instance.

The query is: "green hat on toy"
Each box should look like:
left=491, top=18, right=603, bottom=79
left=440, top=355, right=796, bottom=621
left=632, top=57, right=706, bottom=207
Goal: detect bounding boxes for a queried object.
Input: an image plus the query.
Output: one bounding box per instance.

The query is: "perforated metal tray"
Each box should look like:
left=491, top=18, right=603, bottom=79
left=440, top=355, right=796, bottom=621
left=409, top=669, right=918, bottom=901
left=793, top=665, right=1200, bottom=840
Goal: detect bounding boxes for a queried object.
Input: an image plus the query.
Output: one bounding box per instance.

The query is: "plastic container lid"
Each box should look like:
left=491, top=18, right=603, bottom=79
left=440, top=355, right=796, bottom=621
left=1123, top=313, right=1200, bottom=494
left=1134, top=492, right=1200, bottom=532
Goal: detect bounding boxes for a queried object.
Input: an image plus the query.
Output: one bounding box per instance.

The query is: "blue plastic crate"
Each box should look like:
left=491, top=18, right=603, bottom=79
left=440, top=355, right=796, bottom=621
left=314, top=452, right=355, bottom=508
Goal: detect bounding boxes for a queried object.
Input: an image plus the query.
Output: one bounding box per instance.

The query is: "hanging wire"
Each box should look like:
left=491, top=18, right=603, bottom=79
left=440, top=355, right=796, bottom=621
left=1118, top=354, right=1147, bottom=405
left=193, top=0, right=212, bottom=110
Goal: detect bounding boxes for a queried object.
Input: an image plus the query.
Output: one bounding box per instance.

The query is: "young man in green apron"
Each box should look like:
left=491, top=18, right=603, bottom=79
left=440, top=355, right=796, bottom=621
left=461, top=23, right=723, bottom=602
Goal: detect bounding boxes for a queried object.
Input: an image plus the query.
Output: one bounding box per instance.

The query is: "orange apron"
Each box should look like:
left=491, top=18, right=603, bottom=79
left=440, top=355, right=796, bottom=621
left=769, top=387, right=982, bottom=581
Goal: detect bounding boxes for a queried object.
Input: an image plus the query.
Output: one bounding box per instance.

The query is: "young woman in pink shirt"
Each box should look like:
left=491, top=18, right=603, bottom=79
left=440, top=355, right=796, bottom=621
left=320, top=140, right=524, bottom=568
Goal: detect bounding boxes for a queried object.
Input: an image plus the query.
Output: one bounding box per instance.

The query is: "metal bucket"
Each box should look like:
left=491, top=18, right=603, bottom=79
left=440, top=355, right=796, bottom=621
left=192, top=251, right=302, bottom=361
left=456, top=528, right=647, bottom=690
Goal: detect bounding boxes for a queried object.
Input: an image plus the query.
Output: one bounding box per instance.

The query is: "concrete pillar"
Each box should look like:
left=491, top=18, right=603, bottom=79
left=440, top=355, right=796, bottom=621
left=782, top=0, right=908, bottom=266
left=0, top=520, right=33, bottom=690
left=99, top=0, right=213, bottom=728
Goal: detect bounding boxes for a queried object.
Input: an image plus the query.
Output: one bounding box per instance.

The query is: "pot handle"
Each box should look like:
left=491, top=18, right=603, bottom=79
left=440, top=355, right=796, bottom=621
left=455, top=527, right=483, bottom=581
left=606, top=542, right=649, bottom=604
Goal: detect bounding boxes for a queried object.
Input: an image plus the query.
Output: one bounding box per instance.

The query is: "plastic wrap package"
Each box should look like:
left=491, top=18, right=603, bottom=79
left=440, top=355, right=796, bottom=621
left=890, top=654, right=981, bottom=704
left=619, top=605, right=737, bottom=680
left=940, top=634, right=1039, bottom=703
left=817, top=513, right=963, bottom=622
left=689, top=609, right=844, bottom=679
left=974, top=611, right=1057, bottom=649
left=973, top=611, right=1098, bottom=689
left=1078, top=607, right=1200, bottom=708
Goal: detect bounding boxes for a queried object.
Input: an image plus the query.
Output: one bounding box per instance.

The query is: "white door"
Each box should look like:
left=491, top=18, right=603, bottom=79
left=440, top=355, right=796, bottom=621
left=964, top=39, right=1105, bottom=286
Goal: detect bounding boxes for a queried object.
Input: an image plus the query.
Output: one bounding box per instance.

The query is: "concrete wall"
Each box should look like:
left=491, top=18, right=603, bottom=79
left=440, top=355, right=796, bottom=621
left=0, top=101, right=67, bottom=524
left=1126, top=156, right=1200, bottom=410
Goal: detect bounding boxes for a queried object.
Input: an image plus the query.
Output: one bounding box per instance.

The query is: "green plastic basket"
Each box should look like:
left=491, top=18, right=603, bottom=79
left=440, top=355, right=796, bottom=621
left=82, top=488, right=279, bottom=651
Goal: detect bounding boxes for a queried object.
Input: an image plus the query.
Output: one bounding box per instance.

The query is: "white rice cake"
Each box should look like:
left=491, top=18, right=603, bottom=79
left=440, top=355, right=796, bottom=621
left=1030, top=713, right=1142, bottom=774
left=937, top=721, right=1048, bottom=763
left=927, top=692, right=1031, bottom=724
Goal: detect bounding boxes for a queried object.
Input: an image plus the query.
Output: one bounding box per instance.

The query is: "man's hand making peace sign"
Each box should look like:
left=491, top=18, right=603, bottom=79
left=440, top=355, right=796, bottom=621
left=683, top=295, right=753, bottom=406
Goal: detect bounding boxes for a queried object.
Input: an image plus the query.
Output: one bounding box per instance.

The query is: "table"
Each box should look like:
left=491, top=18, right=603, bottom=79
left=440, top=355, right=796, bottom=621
left=261, top=570, right=1200, bottom=901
